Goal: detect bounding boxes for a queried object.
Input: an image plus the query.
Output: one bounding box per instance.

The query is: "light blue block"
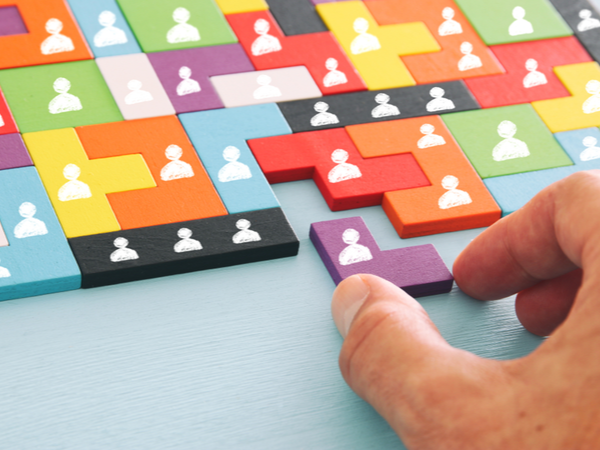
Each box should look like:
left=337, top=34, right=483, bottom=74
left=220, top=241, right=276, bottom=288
left=67, top=0, right=141, bottom=58
left=0, top=167, right=81, bottom=301
left=179, top=104, right=291, bottom=214
left=554, top=127, right=600, bottom=165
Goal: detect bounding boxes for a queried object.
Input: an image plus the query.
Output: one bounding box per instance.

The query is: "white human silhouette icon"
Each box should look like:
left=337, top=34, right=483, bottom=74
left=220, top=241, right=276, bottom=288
left=125, top=80, right=153, bottom=105
left=0, top=114, right=4, bottom=127
left=167, top=7, right=200, bottom=43
left=58, top=164, right=92, bottom=202
left=94, top=11, right=127, bottom=47
left=438, top=7, right=463, bottom=36
left=41, top=18, right=75, bottom=55
left=176, top=66, right=201, bottom=96
left=371, top=93, right=400, bottom=118
left=328, top=149, right=362, bottom=183
left=232, top=219, right=261, bottom=244
left=418, top=124, right=446, bottom=149
left=583, top=80, right=600, bottom=114
left=218, top=146, right=252, bottom=182
left=0, top=260, right=11, bottom=278
left=438, top=175, right=472, bottom=210
left=580, top=136, right=600, bottom=161
left=253, top=75, right=281, bottom=99
left=323, top=58, right=348, bottom=87
left=578, top=9, right=600, bottom=32
left=160, top=144, right=195, bottom=181
left=426, top=87, right=455, bottom=112
left=523, top=58, right=547, bottom=88
left=350, top=17, right=381, bottom=55
left=493, top=120, right=530, bottom=161
left=174, top=228, right=202, bottom=253
left=509, top=6, right=534, bottom=36
left=458, top=41, right=482, bottom=71
left=48, top=77, right=82, bottom=114
left=13, top=202, right=48, bottom=239
left=310, top=102, right=339, bottom=127
left=338, top=228, right=373, bottom=266
left=251, top=18, right=281, bottom=56
left=110, top=237, right=139, bottom=262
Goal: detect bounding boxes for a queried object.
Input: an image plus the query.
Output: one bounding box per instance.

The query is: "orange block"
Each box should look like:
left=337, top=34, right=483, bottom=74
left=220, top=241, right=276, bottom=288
left=76, top=117, right=227, bottom=230
left=347, top=116, right=501, bottom=238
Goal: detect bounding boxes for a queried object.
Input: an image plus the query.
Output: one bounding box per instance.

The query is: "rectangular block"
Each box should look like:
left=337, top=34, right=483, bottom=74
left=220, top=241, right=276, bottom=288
left=0, top=134, right=32, bottom=170
left=265, top=0, right=328, bottom=36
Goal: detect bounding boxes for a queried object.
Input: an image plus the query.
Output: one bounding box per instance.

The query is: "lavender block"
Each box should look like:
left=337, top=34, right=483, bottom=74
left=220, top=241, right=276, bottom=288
left=0, top=134, right=32, bottom=170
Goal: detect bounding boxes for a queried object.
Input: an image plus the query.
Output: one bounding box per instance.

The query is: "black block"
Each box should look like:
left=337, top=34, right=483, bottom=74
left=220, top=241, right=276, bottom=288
left=265, top=0, right=328, bottom=36
left=549, top=0, right=600, bottom=62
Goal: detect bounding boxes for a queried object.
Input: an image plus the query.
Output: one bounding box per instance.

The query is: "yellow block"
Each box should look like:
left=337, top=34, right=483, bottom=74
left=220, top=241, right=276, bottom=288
left=214, top=0, right=268, bottom=14
left=532, top=62, right=600, bottom=133
left=23, top=128, right=156, bottom=238
left=317, top=1, right=440, bottom=90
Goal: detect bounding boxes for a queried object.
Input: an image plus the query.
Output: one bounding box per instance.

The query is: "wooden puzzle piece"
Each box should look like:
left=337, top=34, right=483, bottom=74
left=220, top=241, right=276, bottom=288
left=23, top=128, right=156, bottom=238
left=310, top=216, right=454, bottom=297
left=0, top=134, right=32, bottom=170
left=265, top=0, right=328, bottom=36
left=215, top=0, right=268, bottom=15
left=316, top=1, right=441, bottom=90
left=548, top=0, right=600, bottom=62
left=69, top=207, right=299, bottom=288
left=0, top=87, right=18, bottom=135
left=248, top=128, right=430, bottom=211
left=0, top=60, right=123, bottom=133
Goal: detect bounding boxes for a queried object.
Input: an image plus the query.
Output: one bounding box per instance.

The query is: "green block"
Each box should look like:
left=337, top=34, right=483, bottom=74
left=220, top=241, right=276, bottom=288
left=454, top=0, right=572, bottom=45
left=0, top=61, right=123, bottom=133
left=442, top=104, right=573, bottom=179
left=117, top=0, right=237, bottom=52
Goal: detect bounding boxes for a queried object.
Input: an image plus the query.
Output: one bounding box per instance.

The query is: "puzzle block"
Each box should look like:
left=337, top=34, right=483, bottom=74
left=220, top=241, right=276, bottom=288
left=453, top=0, right=572, bottom=45
left=0, top=5, right=27, bottom=37
left=69, top=207, right=299, bottom=288
left=316, top=1, right=441, bottom=90
left=23, top=128, right=156, bottom=238
left=548, top=0, right=600, bottom=62
left=0, top=0, right=92, bottom=69
left=214, top=0, right=269, bottom=15
left=265, top=0, right=328, bottom=35
left=147, top=44, right=254, bottom=114
left=210, top=66, right=322, bottom=108
left=67, top=0, right=142, bottom=58
left=310, top=217, right=454, bottom=296
left=226, top=11, right=366, bottom=95
left=0, top=134, right=32, bottom=170
left=465, top=37, right=592, bottom=108
left=117, top=0, right=237, bottom=53
left=248, top=128, right=430, bottom=211
left=442, top=104, right=572, bottom=179
left=365, top=0, right=504, bottom=84
left=347, top=116, right=501, bottom=237
left=179, top=104, right=289, bottom=214
left=0, top=60, right=123, bottom=133
left=0, top=87, right=18, bottom=135
left=96, top=53, right=175, bottom=120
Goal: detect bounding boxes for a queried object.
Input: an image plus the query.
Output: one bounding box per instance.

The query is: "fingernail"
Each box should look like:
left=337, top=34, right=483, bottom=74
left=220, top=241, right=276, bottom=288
left=332, top=275, right=371, bottom=338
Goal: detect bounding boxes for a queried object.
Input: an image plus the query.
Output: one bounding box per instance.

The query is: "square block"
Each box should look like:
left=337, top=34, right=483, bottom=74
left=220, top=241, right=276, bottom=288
left=214, top=0, right=268, bottom=14
left=0, top=133, right=32, bottom=170
left=0, top=87, right=18, bottom=135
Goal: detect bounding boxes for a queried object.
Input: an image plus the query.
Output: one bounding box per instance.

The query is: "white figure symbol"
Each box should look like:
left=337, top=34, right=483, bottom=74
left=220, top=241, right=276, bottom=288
left=253, top=74, right=281, bottom=99
left=94, top=11, right=127, bottom=47
left=583, top=80, right=600, bottom=114
left=458, top=42, right=482, bottom=71
left=0, top=114, right=4, bottom=127
left=438, top=175, right=472, bottom=210
left=578, top=9, right=600, bottom=32
left=251, top=19, right=281, bottom=56
left=174, top=228, right=202, bottom=253
left=218, top=146, right=252, bottom=182
left=176, top=66, right=201, bottom=96
left=492, top=120, right=530, bottom=161
left=338, top=228, right=373, bottom=266
left=439, top=7, right=463, bottom=36
left=509, top=6, right=534, bottom=36
left=13, top=202, right=48, bottom=239
left=418, top=124, right=446, bottom=149
left=523, top=58, right=547, bottom=88
left=41, top=18, right=74, bottom=55
left=110, top=237, right=139, bottom=262
left=328, top=149, right=362, bottom=183
left=0, top=260, right=11, bottom=278
left=232, top=219, right=261, bottom=244
left=160, top=144, right=195, bottom=181
left=426, top=87, right=455, bottom=112
left=580, top=136, right=600, bottom=161
left=350, top=17, right=381, bottom=55
left=58, top=164, right=92, bottom=202
left=167, top=7, right=200, bottom=43
left=371, top=93, right=400, bottom=118
left=310, top=101, right=339, bottom=127
left=125, top=80, right=154, bottom=105
left=323, top=58, right=348, bottom=87
left=48, top=78, right=82, bottom=114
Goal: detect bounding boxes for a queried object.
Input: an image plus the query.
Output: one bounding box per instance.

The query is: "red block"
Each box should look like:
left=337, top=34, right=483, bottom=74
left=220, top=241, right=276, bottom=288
left=0, top=87, right=18, bottom=135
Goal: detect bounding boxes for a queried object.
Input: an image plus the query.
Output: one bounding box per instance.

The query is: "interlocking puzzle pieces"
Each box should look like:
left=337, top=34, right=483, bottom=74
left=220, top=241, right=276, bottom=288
left=549, top=0, right=600, bottom=62
left=0, top=134, right=32, bottom=170
left=310, top=217, right=454, bottom=297
left=215, top=0, right=268, bottom=15
left=0, top=87, right=18, bottom=135
left=264, top=0, right=328, bottom=36
left=316, top=1, right=440, bottom=90
left=347, top=116, right=501, bottom=237
left=69, top=207, right=299, bottom=288
left=226, top=11, right=366, bottom=95
left=248, top=128, right=430, bottom=211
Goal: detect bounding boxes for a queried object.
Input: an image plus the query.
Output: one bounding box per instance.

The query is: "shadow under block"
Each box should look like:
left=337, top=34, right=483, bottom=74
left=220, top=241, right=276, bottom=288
left=0, top=87, right=18, bottom=135
left=316, top=1, right=441, bottom=90
left=442, top=104, right=572, bottom=179
left=215, top=0, right=268, bottom=15
left=69, top=207, right=299, bottom=288
left=310, top=216, right=454, bottom=297
left=0, top=134, right=32, bottom=170
left=548, top=0, right=600, bottom=62
left=248, top=128, right=430, bottom=211
left=179, top=104, right=289, bottom=214
left=23, top=128, right=156, bottom=238
left=0, top=60, right=123, bottom=133
left=0, top=167, right=81, bottom=301
left=116, top=0, right=237, bottom=53
left=265, top=0, right=328, bottom=36
left=347, top=116, right=501, bottom=237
